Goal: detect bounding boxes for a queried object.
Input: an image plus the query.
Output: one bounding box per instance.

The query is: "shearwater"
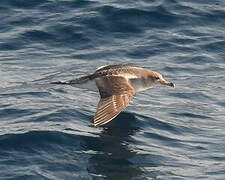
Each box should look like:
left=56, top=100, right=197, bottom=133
left=51, top=64, right=175, bottom=126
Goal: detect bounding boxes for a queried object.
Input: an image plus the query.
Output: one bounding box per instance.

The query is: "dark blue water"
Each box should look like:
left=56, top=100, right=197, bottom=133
left=1, top=0, right=225, bottom=179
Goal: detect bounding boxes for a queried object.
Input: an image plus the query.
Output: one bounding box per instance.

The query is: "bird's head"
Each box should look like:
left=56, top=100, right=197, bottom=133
left=147, top=71, right=175, bottom=88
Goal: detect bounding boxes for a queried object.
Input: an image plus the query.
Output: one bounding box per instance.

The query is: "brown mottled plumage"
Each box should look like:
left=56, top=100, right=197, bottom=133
left=51, top=64, right=175, bottom=126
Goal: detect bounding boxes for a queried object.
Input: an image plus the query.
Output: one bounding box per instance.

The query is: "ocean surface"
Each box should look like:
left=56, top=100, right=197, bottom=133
left=0, top=0, right=225, bottom=179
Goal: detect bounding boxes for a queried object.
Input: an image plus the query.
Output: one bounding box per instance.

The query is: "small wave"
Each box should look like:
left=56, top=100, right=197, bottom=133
left=0, top=108, right=36, bottom=121
left=2, top=0, right=46, bottom=9
left=136, top=114, right=183, bottom=134
left=169, top=92, right=214, bottom=102
left=171, top=112, right=212, bottom=120
left=200, top=40, right=225, bottom=54
left=0, top=131, right=79, bottom=151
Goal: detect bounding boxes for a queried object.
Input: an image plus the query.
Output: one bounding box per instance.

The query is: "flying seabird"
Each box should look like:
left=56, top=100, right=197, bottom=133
left=51, top=64, right=175, bottom=126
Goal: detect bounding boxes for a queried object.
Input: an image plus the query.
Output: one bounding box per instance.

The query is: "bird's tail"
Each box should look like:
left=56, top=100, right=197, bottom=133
left=50, top=81, right=70, bottom=85
left=50, top=75, right=98, bottom=91
left=51, top=75, right=93, bottom=85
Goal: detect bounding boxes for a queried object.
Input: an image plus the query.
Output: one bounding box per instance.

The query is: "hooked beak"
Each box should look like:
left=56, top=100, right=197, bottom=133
left=160, top=80, right=175, bottom=88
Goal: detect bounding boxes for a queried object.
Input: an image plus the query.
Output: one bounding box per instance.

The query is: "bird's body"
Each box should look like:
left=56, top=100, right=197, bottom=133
left=52, top=64, right=174, bottom=126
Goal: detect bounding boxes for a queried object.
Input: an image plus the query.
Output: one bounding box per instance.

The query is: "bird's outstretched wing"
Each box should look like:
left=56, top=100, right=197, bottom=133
left=94, top=76, right=135, bottom=126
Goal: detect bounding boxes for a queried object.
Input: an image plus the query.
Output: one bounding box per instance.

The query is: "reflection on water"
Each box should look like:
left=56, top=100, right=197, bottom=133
left=85, top=112, right=143, bottom=179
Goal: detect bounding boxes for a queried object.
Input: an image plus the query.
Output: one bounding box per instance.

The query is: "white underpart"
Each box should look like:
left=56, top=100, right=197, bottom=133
left=71, top=79, right=98, bottom=92
left=130, top=78, right=157, bottom=92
